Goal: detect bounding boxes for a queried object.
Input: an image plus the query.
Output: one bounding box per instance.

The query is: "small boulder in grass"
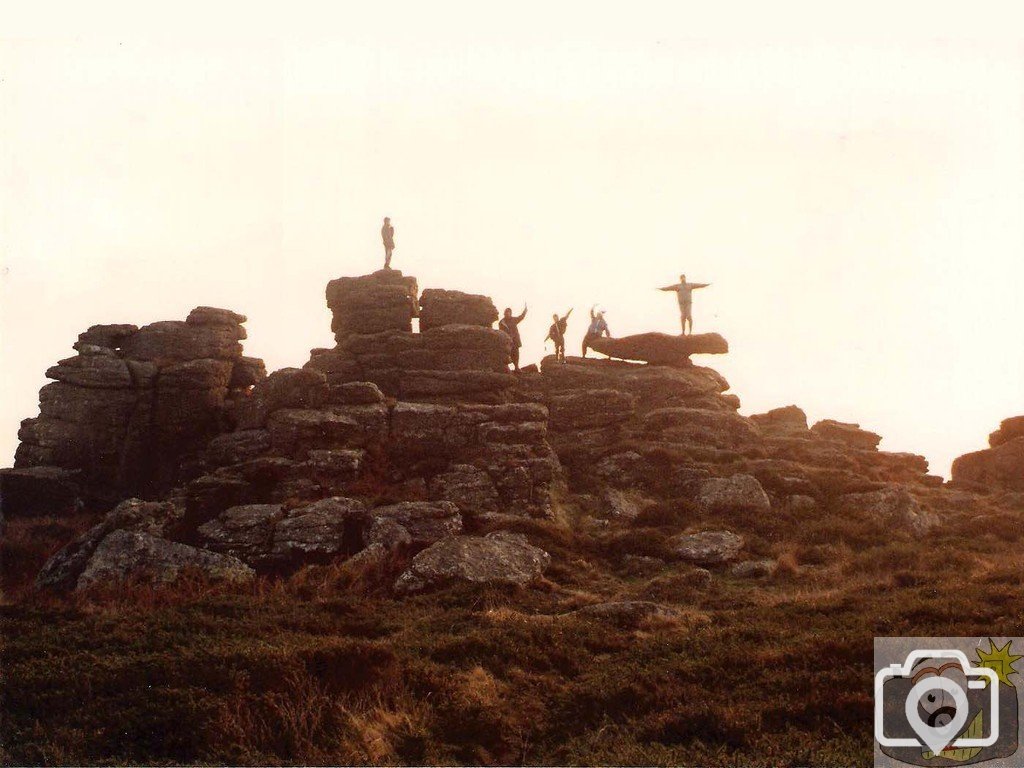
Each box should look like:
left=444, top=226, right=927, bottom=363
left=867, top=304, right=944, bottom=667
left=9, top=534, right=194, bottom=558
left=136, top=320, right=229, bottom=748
left=670, top=530, right=744, bottom=565
left=394, top=531, right=550, bottom=595
left=76, top=530, right=254, bottom=590
left=698, top=474, right=771, bottom=515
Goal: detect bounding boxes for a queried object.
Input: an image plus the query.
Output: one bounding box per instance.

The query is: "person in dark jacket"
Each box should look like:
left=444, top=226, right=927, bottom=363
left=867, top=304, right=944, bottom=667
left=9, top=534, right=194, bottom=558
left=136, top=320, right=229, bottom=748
left=381, top=217, right=395, bottom=268
left=582, top=305, right=610, bottom=357
left=545, top=308, right=573, bottom=363
left=499, top=305, right=528, bottom=371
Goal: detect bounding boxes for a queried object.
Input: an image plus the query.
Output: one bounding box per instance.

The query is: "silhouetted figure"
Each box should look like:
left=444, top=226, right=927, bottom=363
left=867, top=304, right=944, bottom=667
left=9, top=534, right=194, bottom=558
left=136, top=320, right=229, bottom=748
left=381, top=217, right=395, bottom=268
left=582, top=305, right=610, bottom=357
left=499, top=304, right=528, bottom=372
left=659, top=274, right=710, bottom=335
left=545, top=308, right=573, bottom=363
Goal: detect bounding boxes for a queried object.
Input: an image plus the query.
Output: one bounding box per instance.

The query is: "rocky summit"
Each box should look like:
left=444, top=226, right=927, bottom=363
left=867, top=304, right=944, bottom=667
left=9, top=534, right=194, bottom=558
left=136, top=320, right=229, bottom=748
left=0, top=264, right=974, bottom=594
left=4, top=264, right=1024, bottom=766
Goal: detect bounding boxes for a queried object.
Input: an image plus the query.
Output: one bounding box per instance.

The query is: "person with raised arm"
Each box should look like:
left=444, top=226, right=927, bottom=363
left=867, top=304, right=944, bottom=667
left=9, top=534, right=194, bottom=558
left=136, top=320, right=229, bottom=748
left=659, top=274, right=710, bottom=335
left=581, top=305, right=610, bottom=357
left=499, top=304, right=528, bottom=372
left=545, top=308, right=573, bottom=363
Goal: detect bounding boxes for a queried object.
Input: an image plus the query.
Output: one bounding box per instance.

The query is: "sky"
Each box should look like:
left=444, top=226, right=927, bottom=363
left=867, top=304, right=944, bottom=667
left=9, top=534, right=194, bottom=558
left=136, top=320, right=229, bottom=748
left=2, top=1, right=1023, bottom=478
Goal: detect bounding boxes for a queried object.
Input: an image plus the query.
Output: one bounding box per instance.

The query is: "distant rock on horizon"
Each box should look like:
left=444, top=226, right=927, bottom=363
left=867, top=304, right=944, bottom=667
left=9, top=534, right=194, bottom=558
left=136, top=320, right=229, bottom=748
left=952, top=415, right=1024, bottom=491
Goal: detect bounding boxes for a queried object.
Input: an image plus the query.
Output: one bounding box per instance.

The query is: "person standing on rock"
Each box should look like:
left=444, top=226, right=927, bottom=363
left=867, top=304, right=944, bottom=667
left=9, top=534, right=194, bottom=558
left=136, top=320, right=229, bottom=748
left=545, top=308, right=573, bottom=363
left=499, top=304, right=528, bottom=372
left=582, top=305, right=610, bottom=357
left=659, top=274, right=710, bottom=335
left=381, top=217, right=395, bottom=268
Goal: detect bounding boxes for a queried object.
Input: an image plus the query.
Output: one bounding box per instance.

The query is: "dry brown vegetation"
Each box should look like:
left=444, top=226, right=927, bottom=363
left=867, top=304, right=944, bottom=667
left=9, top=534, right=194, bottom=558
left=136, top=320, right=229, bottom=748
left=2, top=487, right=1022, bottom=766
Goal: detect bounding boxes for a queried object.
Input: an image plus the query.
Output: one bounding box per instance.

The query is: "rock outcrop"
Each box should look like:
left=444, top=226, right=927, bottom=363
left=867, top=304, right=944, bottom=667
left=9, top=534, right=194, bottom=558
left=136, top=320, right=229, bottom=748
left=837, top=486, right=938, bottom=535
left=698, top=474, right=771, bottom=514
left=3, top=308, right=262, bottom=515
left=952, top=416, right=1024, bottom=491
left=587, top=332, right=728, bottom=366
left=670, top=530, right=745, bottom=565
left=308, top=271, right=513, bottom=404
left=76, top=530, right=254, bottom=590
left=517, top=358, right=934, bottom=512
left=15, top=263, right=952, bottom=597
left=326, top=269, right=418, bottom=340
left=418, top=289, right=498, bottom=332
left=394, top=531, right=551, bottom=594
left=37, top=498, right=185, bottom=591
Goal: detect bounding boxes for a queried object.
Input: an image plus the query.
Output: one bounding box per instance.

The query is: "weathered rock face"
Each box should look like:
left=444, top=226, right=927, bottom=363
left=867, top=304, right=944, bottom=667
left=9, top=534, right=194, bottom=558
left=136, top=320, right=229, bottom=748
left=587, top=332, right=728, bottom=366
left=366, top=501, right=463, bottom=547
left=76, top=530, right=254, bottom=590
left=307, top=325, right=513, bottom=404
left=326, top=269, right=418, bottom=341
left=952, top=417, right=1024, bottom=491
left=516, top=354, right=934, bottom=506
left=747, top=408, right=932, bottom=491
left=36, top=498, right=184, bottom=591
left=161, top=272, right=561, bottom=530
left=643, top=408, right=760, bottom=449
left=838, top=486, right=938, bottom=535
left=698, top=474, right=771, bottom=515
left=989, top=416, right=1024, bottom=448
left=195, top=497, right=372, bottom=568
left=810, top=419, right=882, bottom=451
left=16, top=265, right=955, bottom=596
left=418, top=289, right=498, bottom=332
left=394, top=531, right=551, bottom=594
left=6, top=308, right=261, bottom=514
left=749, top=405, right=808, bottom=436
left=184, top=390, right=557, bottom=525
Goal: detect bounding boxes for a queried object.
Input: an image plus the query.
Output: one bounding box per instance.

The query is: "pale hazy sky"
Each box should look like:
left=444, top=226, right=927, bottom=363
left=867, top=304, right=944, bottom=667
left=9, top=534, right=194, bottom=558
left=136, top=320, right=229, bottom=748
left=2, top=2, right=1023, bottom=477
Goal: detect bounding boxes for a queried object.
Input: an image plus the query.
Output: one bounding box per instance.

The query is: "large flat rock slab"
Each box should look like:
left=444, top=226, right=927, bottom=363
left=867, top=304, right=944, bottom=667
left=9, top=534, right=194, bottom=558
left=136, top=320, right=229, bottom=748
left=588, top=332, right=727, bottom=366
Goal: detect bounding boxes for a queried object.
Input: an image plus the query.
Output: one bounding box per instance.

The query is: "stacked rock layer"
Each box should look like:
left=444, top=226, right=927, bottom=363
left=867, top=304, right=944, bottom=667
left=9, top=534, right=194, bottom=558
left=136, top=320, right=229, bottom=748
left=2, top=307, right=264, bottom=514
left=514, top=355, right=936, bottom=521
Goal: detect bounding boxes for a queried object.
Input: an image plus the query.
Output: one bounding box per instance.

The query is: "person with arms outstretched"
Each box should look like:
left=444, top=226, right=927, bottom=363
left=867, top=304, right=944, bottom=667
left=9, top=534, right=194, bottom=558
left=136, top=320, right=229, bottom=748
left=499, top=304, right=528, bottom=372
left=381, top=217, right=395, bottom=268
left=545, top=308, right=573, bottom=363
left=659, top=274, right=710, bottom=335
left=581, top=305, right=610, bottom=357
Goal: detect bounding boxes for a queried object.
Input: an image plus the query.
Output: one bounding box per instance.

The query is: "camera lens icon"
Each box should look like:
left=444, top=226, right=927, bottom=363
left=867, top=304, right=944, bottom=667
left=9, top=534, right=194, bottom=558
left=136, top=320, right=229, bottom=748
left=905, top=675, right=970, bottom=756
left=875, top=649, right=1001, bottom=758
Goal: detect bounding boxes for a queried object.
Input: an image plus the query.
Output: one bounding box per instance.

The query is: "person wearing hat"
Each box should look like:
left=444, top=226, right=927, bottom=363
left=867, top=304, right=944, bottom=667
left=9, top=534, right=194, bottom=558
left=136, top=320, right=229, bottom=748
left=582, top=305, right=610, bottom=357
